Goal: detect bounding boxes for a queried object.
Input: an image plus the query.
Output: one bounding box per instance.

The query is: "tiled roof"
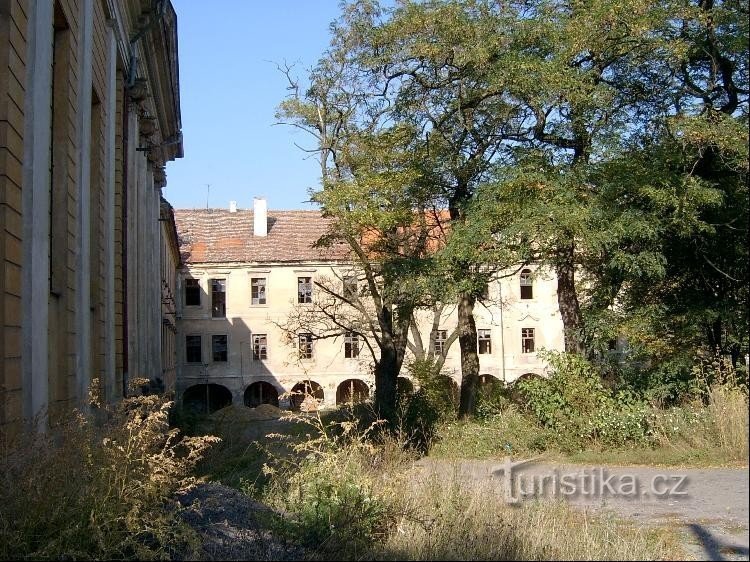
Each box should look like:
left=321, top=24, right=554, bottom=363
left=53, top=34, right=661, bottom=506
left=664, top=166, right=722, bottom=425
left=174, top=209, right=350, bottom=264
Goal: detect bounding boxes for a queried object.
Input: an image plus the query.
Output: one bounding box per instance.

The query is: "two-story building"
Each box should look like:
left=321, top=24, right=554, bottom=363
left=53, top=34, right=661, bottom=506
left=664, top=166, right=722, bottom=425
left=174, top=198, right=565, bottom=413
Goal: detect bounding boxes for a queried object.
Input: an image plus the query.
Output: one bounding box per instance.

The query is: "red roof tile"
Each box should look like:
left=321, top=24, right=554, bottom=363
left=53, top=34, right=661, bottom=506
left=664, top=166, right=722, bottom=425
left=174, top=209, right=350, bottom=264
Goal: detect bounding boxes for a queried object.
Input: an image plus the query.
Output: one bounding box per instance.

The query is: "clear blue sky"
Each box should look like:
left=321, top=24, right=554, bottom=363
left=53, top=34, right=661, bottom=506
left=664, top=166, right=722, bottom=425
left=163, top=1, right=345, bottom=211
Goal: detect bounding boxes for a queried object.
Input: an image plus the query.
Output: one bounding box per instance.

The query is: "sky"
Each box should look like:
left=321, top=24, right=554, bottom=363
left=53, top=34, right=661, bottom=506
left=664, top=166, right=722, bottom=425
left=162, top=1, right=346, bottom=211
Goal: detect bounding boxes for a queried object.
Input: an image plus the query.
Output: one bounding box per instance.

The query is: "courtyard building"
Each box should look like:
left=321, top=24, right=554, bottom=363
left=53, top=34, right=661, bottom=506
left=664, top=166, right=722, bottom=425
left=174, top=198, right=566, bottom=413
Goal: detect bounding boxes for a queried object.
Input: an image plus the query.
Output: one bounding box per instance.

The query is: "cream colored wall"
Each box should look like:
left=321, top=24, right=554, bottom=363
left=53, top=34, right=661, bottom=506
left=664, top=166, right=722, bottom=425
left=177, top=260, right=565, bottom=409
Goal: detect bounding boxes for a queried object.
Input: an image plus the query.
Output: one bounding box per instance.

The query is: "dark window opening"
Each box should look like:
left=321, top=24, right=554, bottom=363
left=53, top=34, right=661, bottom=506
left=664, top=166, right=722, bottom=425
left=212, top=334, right=228, bottom=362
left=186, top=335, right=202, bottom=363
left=185, top=278, right=201, bottom=306
left=520, top=269, right=533, bottom=300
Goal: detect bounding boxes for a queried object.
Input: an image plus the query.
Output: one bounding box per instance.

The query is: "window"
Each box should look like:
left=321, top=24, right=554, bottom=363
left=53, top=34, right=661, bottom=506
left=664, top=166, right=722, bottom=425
left=522, top=328, right=535, bottom=353
left=520, top=269, right=533, bottom=300
left=298, top=276, right=312, bottom=303
left=185, top=335, right=202, bottom=363
left=344, top=331, right=360, bottom=358
left=251, top=277, right=266, bottom=305
left=252, top=334, right=267, bottom=360
left=435, top=330, right=447, bottom=355
left=211, top=279, right=226, bottom=317
left=342, top=274, right=357, bottom=300
left=478, top=329, right=492, bottom=354
left=185, top=279, right=201, bottom=306
left=212, top=335, right=228, bottom=362
left=298, top=333, right=313, bottom=359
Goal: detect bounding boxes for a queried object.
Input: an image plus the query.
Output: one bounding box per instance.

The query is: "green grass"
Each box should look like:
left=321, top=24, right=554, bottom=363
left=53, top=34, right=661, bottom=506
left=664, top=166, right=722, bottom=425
left=428, top=403, right=749, bottom=468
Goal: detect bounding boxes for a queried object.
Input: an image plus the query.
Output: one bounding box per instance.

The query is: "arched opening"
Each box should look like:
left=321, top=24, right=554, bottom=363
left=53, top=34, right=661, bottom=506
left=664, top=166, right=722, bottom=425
left=336, top=379, right=370, bottom=406
left=397, top=376, right=414, bottom=395
left=289, top=380, right=324, bottom=411
left=244, top=381, right=279, bottom=408
left=509, top=372, right=542, bottom=404
left=479, top=375, right=502, bottom=386
left=182, top=384, right=232, bottom=415
left=437, top=375, right=460, bottom=409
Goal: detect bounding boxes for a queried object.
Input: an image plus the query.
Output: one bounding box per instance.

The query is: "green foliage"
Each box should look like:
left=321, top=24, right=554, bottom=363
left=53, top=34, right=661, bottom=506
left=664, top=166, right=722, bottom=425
left=516, top=352, right=650, bottom=450
left=394, top=359, right=460, bottom=452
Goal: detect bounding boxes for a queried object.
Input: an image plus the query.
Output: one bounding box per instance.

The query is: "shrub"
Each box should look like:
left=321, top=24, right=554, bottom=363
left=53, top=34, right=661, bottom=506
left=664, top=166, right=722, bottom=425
left=261, top=415, right=407, bottom=559
left=517, top=352, right=649, bottom=450
left=0, top=386, right=219, bottom=560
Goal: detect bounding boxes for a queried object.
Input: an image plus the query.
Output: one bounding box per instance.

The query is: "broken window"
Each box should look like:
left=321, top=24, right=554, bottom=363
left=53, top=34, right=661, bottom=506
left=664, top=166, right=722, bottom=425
left=185, top=278, right=201, bottom=306
left=478, top=329, right=492, bottom=354
left=342, top=274, right=357, bottom=300
left=344, top=331, right=359, bottom=358
left=520, top=269, right=533, bottom=300
left=211, top=279, right=226, bottom=318
left=298, top=276, right=312, bottom=303
left=522, top=328, right=535, bottom=353
left=251, top=277, right=266, bottom=305
left=298, top=333, right=313, bottom=359
left=435, top=330, right=447, bottom=355
left=252, top=334, right=267, bottom=360
left=212, top=335, right=228, bottom=362
left=186, top=335, right=202, bottom=363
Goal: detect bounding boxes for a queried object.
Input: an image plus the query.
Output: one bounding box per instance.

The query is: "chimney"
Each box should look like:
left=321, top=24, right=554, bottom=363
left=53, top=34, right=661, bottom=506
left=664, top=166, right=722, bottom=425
left=229, top=200, right=237, bottom=213
left=253, top=197, right=267, bottom=237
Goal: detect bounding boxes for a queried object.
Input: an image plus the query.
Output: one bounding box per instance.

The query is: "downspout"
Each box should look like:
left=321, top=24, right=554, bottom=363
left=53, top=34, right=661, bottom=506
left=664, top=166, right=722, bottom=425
left=499, top=279, right=506, bottom=383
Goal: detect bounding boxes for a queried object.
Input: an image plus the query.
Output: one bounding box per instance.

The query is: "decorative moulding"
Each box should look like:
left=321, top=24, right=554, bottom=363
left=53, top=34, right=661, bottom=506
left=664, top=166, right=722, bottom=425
left=127, top=78, right=149, bottom=102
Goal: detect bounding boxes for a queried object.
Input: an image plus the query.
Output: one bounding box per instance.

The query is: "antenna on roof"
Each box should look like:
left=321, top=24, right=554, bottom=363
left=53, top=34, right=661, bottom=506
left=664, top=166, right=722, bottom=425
left=205, top=184, right=210, bottom=211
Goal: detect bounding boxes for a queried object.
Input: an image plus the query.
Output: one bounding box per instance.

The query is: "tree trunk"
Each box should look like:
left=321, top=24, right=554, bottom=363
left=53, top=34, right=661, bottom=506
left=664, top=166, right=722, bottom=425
left=374, top=344, right=399, bottom=425
left=555, top=242, right=584, bottom=354
left=457, top=292, right=480, bottom=418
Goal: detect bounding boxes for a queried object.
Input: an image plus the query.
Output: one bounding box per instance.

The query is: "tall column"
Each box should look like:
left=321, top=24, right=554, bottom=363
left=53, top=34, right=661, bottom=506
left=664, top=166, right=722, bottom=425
left=75, top=0, right=94, bottom=405
left=21, top=0, right=54, bottom=428
left=125, top=107, right=139, bottom=389
left=103, top=22, right=117, bottom=402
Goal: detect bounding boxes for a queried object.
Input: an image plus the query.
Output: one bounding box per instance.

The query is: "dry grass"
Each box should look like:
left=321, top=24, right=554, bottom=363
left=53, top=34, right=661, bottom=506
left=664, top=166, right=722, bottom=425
left=649, top=383, right=749, bottom=464
left=0, top=387, right=219, bottom=560
left=375, top=475, right=682, bottom=560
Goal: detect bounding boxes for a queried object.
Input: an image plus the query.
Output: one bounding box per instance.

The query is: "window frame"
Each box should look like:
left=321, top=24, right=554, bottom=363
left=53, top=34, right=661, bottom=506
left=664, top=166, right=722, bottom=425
left=210, top=278, right=226, bottom=318
left=212, top=334, right=228, bottom=362
left=435, top=329, right=447, bottom=355
left=185, top=334, right=202, bottom=364
left=297, top=276, right=313, bottom=304
left=250, top=277, right=267, bottom=305
left=478, top=329, right=492, bottom=354
left=521, top=327, right=535, bottom=354
left=252, top=333, right=268, bottom=360
left=344, top=331, right=360, bottom=359
left=342, top=274, right=358, bottom=301
left=298, top=332, right=313, bottom=359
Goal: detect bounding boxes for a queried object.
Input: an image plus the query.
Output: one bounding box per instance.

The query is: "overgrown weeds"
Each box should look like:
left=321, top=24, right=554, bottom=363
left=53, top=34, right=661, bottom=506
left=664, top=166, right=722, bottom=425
left=0, top=381, right=219, bottom=560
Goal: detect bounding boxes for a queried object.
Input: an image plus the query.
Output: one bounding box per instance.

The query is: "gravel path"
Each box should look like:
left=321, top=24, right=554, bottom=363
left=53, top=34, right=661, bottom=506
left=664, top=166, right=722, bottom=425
left=413, top=458, right=749, bottom=561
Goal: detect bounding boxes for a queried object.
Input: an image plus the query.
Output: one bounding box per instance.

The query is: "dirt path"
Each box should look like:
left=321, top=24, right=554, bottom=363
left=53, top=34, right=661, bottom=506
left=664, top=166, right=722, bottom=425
left=413, top=458, right=749, bottom=561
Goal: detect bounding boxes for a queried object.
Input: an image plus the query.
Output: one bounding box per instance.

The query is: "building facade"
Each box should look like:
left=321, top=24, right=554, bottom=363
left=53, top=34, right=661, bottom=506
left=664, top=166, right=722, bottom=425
left=0, top=0, right=183, bottom=433
left=174, top=199, right=565, bottom=412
